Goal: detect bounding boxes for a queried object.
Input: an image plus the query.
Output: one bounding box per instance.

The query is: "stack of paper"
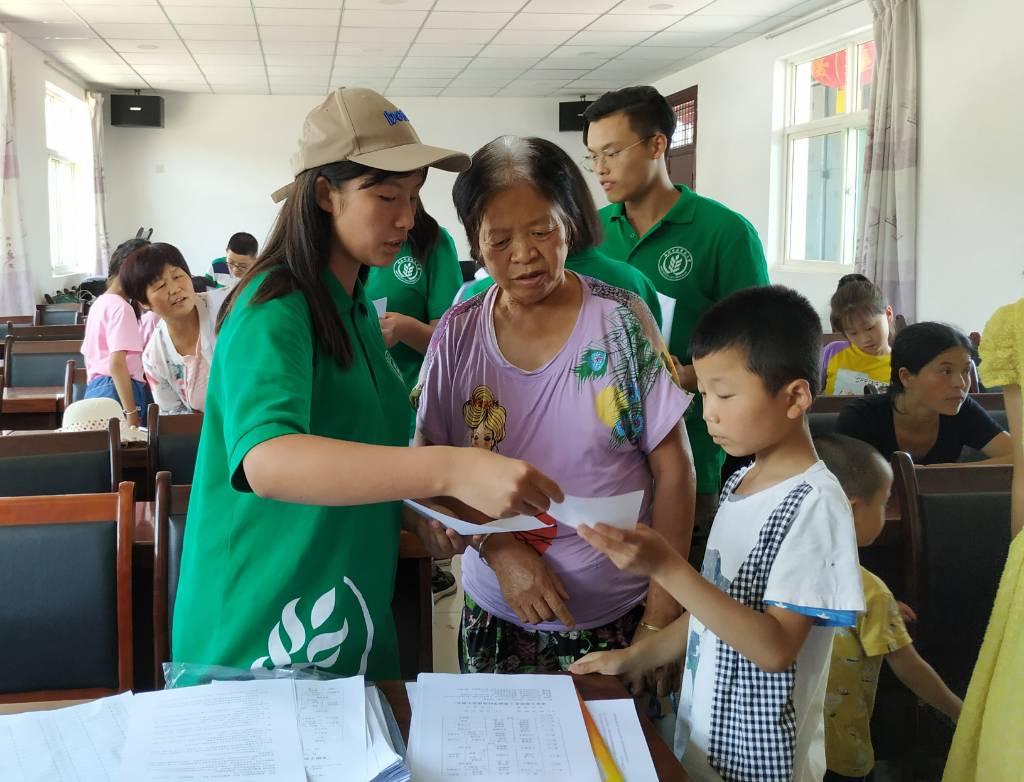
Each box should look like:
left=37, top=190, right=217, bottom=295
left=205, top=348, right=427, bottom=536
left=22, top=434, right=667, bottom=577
left=407, top=673, right=603, bottom=782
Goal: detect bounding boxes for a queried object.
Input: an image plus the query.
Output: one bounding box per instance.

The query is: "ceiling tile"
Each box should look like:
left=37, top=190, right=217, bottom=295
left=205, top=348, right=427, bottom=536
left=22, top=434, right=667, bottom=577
left=329, top=78, right=390, bottom=91
left=443, top=84, right=499, bottom=96
left=67, top=0, right=157, bottom=5
left=184, top=39, right=261, bottom=53
left=75, top=4, right=167, bottom=23
left=267, top=66, right=329, bottom=77
left=385, top=86, right=442, bottom=95
left=164, top=6, right=254, bottom=24
left=193, top=52, right=264, bottom=65
left=271, top=85, right=326, bottom=94
left=123, top=51, right=195, bottom=64
left=261, top=40, right=333, bottom=54
left=462, top=56, right=532, bottom=69
left=255, top=7, right=338, bottom=25
left=523, top=67, right=587, bottom=79
left=143, top=0, right=247, bottom=5
left=335, top=41, right=408, bottom=57
left=490, top=28, right=573, bottom=45
left=505, top=12, right=596, bottom=29
left=607, top=0, right=707, bottom=13
left=478, top=44, right=555, bottom=58
left=704, top=0, right=802, bottom=14
left=60, top=51, right=130, bottom=67
left=711, top=29, right=759, bottom=46
left=641, top=29, right=724, bottom=46
left=424, top=11, right=511, bottom=29
left=345, top=0, right=434, bottom=8
left=535, top=55, right=607, bottom=69
left=134, top=65, right=203, bottom=76
left=7, top=21, right=94, bottom=38
left=670, top=13, right=762, bottom=33
left=585, top=13, right=679, bottom=30
left=264, top=54, right=334, bottom=66
left=211, top=84, right=269, bottom=93
left=342, top=9, right=426, bottom=27
left=337, top=27, right=417, bottom=43
left=400, top=55, right=473, bottom=69
left=31, top=38, right=111, bottom=52
left=397, top=66, right=464, bottom=78
left=389, top=77, right=452, bottom=87
left=202, top=64, right=269, bottom=75
left=407, top=42, right=483, bottom=57
left=521, top=0, right=617, bottom=12
left=625, top=44, right=695, bottom=58
left=451, top=67, right=520, bottom=81
left=254, top=0, right=339, bottom=6
left=332, top=67, right=396, bottom=79
left=258, top=25, right=337, bottom=40
left=415, top=28, right=493, bottom=44
left=333, top=54, right=403, bottom=67
left=105, top=38, right=184, bottom=52
left=568, top=29, right=650, bottom=45
left=434, top=0, right=524, bottom=9
left=551, top=44, right=626, bottom=58
left=0, top=5, right=80, bottom=23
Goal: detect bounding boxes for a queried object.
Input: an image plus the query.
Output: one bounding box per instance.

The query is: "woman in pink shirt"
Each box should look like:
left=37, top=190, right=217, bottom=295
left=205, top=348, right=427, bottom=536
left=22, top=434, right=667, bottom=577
left=81, top=238, right=153, bottom=427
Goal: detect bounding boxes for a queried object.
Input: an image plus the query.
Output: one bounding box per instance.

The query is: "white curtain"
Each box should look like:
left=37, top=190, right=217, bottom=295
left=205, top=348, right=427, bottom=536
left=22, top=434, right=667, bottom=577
left=855, top=0, right=919, bottom=320
left=0, top=31, right=34, bottom=316
left=87, top=91, right=109, bottom=276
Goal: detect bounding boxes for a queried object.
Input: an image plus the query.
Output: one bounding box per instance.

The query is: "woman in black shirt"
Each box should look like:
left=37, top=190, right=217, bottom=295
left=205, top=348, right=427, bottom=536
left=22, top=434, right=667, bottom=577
left=837, top=322, right=1011, bottom=464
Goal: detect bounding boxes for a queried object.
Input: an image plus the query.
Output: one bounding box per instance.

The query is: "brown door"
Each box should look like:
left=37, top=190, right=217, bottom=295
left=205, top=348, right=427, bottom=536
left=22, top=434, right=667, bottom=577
left=665, top=85, right=697, bottom=190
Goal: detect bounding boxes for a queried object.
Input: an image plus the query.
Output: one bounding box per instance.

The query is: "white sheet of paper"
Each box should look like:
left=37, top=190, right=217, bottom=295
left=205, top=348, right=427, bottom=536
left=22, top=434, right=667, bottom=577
left=403, top=500, right=549, bottom=536
left=546, top=491, right=644, bottom=530
left=119, top=679, right=306, bottom=782
left=364, top=685, right=406, bottom=780
left=373, top=297, right=388, bottom=318
left=405, top=681, right=417, bottom=711
left=407, top=673, right=601, bottom=782
left=584, top=700, right=658, bottom=782
left=0, top=692, right=133, bottom=782
left=656, top=292, right=676, bottom=343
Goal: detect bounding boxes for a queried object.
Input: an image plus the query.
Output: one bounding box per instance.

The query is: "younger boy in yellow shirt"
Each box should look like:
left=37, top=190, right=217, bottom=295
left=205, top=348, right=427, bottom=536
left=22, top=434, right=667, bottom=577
left=815, top=433, right=962, bottom=781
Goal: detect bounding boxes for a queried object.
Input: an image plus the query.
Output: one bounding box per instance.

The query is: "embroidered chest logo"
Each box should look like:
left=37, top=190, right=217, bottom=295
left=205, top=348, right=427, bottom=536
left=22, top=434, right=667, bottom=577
left=657, top=246, right=693, bottom=281
left=392, top=255, right=422, bottom=285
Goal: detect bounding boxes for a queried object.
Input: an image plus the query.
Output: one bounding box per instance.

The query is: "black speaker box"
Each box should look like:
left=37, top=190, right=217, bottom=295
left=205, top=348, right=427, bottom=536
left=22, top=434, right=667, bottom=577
left=558, top=100, right=589, bottom=132
left=110, top=94, right=164, bottom=128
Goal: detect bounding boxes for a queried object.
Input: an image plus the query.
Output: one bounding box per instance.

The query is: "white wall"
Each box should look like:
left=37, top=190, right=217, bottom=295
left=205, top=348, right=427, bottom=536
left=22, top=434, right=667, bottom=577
left=6, top=31, right=90, bottom=303
left=653, top=0, right=1024, bottom=332
left=104, top=94, right=601, bottom=269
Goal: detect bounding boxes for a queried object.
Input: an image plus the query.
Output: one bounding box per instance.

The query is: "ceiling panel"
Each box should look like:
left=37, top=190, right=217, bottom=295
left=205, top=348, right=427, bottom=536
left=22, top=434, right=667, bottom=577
left=337, top=27, right=417, bottom=43
left=607, top=0, right=707, bottom=13
left=346, top=0, right=434, bottom=8
left=7, top=20, right=93, bottom=37
left=424, top=11, right=512, bottom=29
left=342, top=9, right=426, bottom=27
left=433, top=0, right=525, bottom=10
left=568, top=30, right=651, bottom=45
left=504, top=12, right=596, bottom=29
left=258, top=25, right=338, bottom=41
left=407, top=42, right=483, bottom=58
left=490, top=28, right=573, bottom=46
left=585, top=13, right=679, bottom=30
left=165, top=6, right=254, bottom=24
left=415, top=28, right=493, bottom=44
left=521, top=0, right=617, bottom=12
left=255, top=7, right=339, bottom=26
left=91, top=22, right=178, bottom=38
left=261, top=40, right=334, bottom=54
left=0, top=5, right=81, bottom=23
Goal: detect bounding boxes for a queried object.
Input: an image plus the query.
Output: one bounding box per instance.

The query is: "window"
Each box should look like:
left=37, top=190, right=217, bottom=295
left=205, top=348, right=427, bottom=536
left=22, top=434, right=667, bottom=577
left=45, top=83, right=95, bottom=276
left=666, top=86, right=697, bottom=190
left=781, top=36, right=874, bottom=266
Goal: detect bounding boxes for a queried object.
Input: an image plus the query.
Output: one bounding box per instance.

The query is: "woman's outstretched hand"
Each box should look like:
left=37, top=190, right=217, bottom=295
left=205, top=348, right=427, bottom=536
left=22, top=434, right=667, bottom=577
left=447, top=448, right=564, bottom=520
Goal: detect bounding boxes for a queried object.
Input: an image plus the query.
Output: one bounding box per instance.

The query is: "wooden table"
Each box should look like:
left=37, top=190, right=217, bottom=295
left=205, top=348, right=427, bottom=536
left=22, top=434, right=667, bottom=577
left=0, top=674, right=689, bottom=780
left=0, top=386, right=63, bottom=429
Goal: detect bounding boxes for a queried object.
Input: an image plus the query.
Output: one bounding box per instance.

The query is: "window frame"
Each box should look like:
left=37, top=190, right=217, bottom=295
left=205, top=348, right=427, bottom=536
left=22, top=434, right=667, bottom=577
left=778, top=32, right=873, bottom=272
left=44, top=82, right=96, bottom=278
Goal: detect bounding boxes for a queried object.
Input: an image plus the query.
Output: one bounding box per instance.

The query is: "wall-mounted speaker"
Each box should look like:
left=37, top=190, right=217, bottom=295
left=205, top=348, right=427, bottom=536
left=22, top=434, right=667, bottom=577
left=558, top=100, right=589, bottom=132
left=110, top=94, right=164, bottom=128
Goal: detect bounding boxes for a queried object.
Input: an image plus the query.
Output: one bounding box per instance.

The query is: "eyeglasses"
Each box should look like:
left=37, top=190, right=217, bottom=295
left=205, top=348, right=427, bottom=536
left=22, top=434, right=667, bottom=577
left=226, top=261, right=252, bottom=275
left=580, top=136, right=654, bottom=172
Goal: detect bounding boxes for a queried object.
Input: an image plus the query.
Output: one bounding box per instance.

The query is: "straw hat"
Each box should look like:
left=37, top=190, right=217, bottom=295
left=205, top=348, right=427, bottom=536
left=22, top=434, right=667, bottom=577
left=61, top=398, right=147, bottom=443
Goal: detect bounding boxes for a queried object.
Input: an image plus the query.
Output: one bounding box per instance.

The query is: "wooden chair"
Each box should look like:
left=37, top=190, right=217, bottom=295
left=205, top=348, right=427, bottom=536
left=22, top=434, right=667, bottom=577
left=2, top=336, right=85, bottom=389
left=62, top=359, right=88, bottom=411
left=0, top=422, right=120, bottom=496
left=9, top=324, right=86, bottom=341
left=891, top=452, right=1012, bottom=696
left=0, top=482, right=134, bottom=703
left=0, top=315, right=33, bottom=343
left=146, top=404, right=204, bottom=488
left=34, top=302, right=84, bottom=326
left=152, top=471, right=434, bottom=687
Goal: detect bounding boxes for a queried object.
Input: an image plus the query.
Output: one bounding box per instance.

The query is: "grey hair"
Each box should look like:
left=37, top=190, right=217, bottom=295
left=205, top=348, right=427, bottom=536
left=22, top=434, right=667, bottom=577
left=452, top=135, right=602, bottom=263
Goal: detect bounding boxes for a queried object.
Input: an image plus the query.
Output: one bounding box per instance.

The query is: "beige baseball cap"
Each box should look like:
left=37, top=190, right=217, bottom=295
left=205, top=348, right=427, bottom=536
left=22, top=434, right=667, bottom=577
left=271, top=87, right=471, bottom=203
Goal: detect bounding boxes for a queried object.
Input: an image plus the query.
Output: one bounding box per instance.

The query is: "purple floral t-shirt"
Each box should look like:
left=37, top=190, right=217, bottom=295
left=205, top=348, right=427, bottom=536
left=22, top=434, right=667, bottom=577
left=415, top=274, right=692, bottom=631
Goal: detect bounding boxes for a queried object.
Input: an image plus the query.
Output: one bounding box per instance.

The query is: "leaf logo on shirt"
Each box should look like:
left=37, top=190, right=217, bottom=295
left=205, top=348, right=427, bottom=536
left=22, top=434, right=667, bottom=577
left=657, top=246, right=694, bottom=282
left=250, top=578, right=375, bottom=674
left=392, top=256, right=422, bottom=285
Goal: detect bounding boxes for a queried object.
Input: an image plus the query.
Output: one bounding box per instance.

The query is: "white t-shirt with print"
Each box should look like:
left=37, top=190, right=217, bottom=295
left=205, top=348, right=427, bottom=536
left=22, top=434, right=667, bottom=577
left=674, top=461, right=864, bottom=782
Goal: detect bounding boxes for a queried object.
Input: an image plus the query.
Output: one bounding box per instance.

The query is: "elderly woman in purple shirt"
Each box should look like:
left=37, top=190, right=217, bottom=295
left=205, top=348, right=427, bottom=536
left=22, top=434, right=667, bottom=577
left=412, top=136, right=695, bottom=696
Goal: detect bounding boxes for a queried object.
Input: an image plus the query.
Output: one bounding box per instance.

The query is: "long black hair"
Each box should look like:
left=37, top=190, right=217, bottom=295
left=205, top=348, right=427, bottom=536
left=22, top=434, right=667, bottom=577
left=888, top=322, right=974, bottom=399
left=216, top=161, right=423, bottom=368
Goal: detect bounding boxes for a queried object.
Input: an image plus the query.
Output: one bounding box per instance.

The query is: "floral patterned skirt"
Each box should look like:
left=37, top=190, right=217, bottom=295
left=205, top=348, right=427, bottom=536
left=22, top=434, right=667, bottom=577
left=458, top=594, right=644, bottom=673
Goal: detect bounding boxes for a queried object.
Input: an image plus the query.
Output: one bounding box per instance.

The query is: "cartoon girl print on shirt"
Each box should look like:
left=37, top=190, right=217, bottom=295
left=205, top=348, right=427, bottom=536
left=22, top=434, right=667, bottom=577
left=461, top=384, right=556, bottom=555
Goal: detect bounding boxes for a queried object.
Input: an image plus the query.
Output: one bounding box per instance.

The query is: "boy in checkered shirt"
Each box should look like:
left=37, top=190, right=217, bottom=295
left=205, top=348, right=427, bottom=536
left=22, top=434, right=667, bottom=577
left=573, top=286, right=865, bottom=782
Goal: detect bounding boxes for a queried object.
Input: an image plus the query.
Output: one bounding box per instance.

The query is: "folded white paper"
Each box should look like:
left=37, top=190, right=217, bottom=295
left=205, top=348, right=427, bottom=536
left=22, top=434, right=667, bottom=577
left=373, top=298, right=388, bottom=318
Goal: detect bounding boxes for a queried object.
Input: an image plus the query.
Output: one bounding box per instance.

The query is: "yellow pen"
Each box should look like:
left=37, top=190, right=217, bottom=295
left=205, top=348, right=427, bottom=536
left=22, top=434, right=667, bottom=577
left=575, top=688, right=626, bottom=782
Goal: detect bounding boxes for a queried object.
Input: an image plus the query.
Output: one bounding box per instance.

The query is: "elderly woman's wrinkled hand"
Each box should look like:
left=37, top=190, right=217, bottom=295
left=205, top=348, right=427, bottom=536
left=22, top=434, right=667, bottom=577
left=577, top=523, right=679, bottom=580
left=403, top=501, right=471, bottom=559
left=450, top=448, right=565, bottom=520
left=487, top=537, right=576, bottom=628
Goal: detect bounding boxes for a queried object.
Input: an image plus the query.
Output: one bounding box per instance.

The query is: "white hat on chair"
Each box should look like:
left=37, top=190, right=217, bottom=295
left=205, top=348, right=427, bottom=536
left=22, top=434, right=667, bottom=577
left=61, top=398, right=146, bottom=443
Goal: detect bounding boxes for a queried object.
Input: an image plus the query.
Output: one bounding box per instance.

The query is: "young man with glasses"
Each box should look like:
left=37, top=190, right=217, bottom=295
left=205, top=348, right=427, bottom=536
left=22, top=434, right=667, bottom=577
left=209, top=232, right=259, bottom=287
left=582, top=86, right=770, bottom=566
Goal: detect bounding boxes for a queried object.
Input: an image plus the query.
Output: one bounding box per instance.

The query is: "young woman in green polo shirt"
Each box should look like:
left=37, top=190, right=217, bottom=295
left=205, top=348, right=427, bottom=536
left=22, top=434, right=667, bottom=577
left=171, top=87, right=562, bottom=682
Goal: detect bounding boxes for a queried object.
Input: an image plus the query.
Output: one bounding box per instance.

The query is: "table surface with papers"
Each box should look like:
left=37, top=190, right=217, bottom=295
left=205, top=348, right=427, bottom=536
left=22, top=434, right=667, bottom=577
left=0, top=674, right=689, bottom=781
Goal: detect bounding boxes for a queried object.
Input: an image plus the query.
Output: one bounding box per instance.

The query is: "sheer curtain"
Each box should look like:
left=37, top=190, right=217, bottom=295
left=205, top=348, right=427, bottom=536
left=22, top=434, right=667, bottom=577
left=855, top=0, right=919, bottom=320
left=0, top=31, right=34, bottom=315
left=87, top=91, right=109, bottom=276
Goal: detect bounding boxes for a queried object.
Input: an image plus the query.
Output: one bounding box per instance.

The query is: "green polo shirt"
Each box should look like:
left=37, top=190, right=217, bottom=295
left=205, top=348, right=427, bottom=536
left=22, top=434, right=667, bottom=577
left=172, top=266, right=409, bottom=680
left=459, top=247, right=663, bottom=329
left=365, top=227, right=462, bottom=395
left=599, top=185, right=770, bottom=493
